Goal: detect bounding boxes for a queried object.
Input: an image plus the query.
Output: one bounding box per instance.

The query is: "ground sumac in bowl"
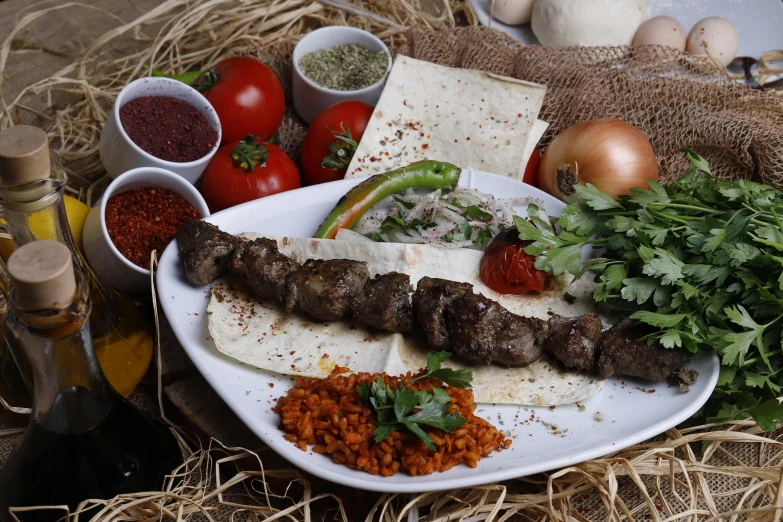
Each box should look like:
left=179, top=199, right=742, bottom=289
left=105, top=188, right=201, bottom=269
left=119, top=96, right=217, bottom=162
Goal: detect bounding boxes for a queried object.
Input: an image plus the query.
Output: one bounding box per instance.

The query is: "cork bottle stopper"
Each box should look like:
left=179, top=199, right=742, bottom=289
left=0, top=125, right=51, bottom=186
left=7, top=241, right=76, bottom=310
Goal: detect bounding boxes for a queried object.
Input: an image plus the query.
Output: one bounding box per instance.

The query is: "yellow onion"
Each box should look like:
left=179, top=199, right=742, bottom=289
left=538, top=119, right=659, bottom=202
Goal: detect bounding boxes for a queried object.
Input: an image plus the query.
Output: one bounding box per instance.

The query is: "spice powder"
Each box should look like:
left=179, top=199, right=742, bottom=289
left=106, top=188, right=201, bottom=269
left=298, top=44, right=388, bottom=91
left=119, top=96, right=217, bottom=162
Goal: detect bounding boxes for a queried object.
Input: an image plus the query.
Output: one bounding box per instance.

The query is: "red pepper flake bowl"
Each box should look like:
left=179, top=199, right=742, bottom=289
left=99, top=77, right=221, bottom=184
left=82, top=167, right=210, bottom=294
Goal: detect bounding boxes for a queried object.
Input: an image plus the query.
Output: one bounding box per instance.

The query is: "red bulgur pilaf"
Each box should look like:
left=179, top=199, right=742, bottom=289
left=274, top=367, right=510, bottom=477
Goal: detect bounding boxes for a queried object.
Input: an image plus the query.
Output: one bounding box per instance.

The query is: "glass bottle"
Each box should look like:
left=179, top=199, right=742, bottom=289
left=0, top=274, right=30, bottom=412
left=0, top=241, right=182, bottom=522
left=0, top=126, right=153, bottom=409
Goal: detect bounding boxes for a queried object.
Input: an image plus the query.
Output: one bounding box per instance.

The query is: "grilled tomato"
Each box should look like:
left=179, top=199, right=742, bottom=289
left=479, top=227, right=545, bottom=295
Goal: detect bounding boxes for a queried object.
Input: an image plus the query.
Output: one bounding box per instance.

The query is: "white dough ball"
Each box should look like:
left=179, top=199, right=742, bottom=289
left=633, top=16, right=686, bottom=51
left=531, top=0, right=649, bottom=47
left=686, top=16, right=739, bottom=66
left=491, top=0, right=535, bottom=26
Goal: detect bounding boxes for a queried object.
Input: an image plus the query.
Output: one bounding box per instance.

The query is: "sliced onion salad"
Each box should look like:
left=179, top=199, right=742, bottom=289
left=349, top=188, right=545, bottom=250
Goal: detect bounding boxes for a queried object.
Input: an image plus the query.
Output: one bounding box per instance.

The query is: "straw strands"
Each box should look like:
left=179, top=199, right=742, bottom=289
left=0, top=0, right=474, bottom=195
left=3, top=425, right=781, bottom=521
left=0, top=1, right=782, bottom=520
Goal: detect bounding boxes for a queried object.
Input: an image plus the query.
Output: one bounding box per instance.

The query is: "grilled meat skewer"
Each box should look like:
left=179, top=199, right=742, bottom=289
left=177, top=221, right=695, bottom=384
left=285, top=259, right=370, bottom=322
left=178, top=221, right=242, bottom=286
left=413, top=277, right=474, bottom=350
left=446, top=293, right=548, bottom=366
left=598, top=318, right=691, bottom=381
left=230, top=238, right=298, bottom=303
left=544, top=313, right=603, bottom=372
left=351, top=272, right=415, bottom=332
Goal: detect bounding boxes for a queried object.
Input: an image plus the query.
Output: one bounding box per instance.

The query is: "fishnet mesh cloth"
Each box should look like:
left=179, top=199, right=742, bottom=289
left=397, top=26, right=783, bottom=185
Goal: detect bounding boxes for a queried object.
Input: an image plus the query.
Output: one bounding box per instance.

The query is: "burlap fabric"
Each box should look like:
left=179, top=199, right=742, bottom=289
left=397, top=26, right=783, bottom=186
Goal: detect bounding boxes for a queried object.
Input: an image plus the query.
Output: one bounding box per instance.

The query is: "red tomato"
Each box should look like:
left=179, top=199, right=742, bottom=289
left=479, top=228, right=546, bottom=295
left=196, top=56, right=285, bottom=144
left=201, top=136, right=300, bottom=212
left=523, top=149, right=541, bottom=187
left=301, top=100, right=374, bottom=185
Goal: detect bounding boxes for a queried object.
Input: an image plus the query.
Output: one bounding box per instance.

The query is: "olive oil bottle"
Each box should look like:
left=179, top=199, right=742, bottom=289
left=0, top=276, right=30, bottom=412
left=0, top=126, right=154, bottom=410
left=0, top=241, right=182, bottom=521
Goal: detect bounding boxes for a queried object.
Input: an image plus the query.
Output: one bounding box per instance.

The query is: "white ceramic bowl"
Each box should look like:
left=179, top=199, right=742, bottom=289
left=83, top=167, right=210, bottom=295
left=99, top=77, right=221, bottom=184
left=292, top=26, right=391, bottom=124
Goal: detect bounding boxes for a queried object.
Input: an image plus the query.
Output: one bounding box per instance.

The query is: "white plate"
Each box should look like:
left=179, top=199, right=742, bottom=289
left=470, top=0, right=783, bottom=60
left=157, top=170, right=719, bottom=493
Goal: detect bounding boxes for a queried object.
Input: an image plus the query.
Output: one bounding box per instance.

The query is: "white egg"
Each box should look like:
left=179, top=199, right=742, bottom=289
left=686, top=16, right=739, bottom=66
left=633, top=16, right=686, bottom=50
left=490, top=0, right=535, bottom=26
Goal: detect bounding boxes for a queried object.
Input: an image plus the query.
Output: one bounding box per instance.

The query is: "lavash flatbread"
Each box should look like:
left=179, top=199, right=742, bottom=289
left=344, top=56, right=547, bottom=180
left=207, top=235, right=604, bottom=406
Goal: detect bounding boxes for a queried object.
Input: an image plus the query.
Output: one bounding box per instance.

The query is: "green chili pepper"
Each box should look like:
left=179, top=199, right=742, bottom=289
left=313, top=160, right=462, bottom=240
left=144, top=66, right=204, bottom=86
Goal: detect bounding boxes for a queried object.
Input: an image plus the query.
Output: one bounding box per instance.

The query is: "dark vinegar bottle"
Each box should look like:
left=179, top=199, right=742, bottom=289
left=0, top=241, right=182, bottom=522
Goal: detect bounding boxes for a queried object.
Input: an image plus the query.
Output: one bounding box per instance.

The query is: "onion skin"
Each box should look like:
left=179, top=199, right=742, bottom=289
left=538, top=119, right=659, bottom=202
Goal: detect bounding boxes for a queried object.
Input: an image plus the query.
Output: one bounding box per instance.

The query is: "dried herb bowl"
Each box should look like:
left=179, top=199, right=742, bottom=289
left=292, top=26, right=391, bottom=123
left=82, top=167, right=210, bottom=295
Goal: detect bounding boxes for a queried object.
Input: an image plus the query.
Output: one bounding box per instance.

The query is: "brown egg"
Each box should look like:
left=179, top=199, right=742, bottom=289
left=633, top=16, right=686, bottom=51
left=686, top=16, right=739, bottom=66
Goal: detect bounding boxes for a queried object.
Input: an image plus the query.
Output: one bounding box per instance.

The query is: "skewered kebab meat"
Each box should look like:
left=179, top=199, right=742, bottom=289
left=231, top=238, right=298, bottom=303
left=177, top=221, right=696, bottom=385
left=544, top=313, right=602, bottom=372
left=412, top=278, right=548, bottom=366
left=179, top=220, right=243, bottom=286
left=413, top=277, right=474, bottom=350
left=447, top=293, right=549, bottom=367
left=352, top=272, right=415, bottom=332
left=285, top=259, right=369, bottom=322
left=597, top=317, right=690, bottom=382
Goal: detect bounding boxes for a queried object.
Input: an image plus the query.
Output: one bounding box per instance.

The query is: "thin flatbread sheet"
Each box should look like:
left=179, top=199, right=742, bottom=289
left=207, top=235, right=604, bottom=406
left=344, top=56, right=546, bottom=180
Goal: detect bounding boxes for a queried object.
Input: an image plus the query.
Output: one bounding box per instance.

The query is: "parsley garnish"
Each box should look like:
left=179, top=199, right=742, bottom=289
left=379, top=215, right=436, bottom=235
left=442, top=197, right=493, bottom=221
left=475, top=227, right=495, bottom=247
left=518, top=148, right=783, bottom=430
left=392, top=196, right=416, bottom=210
left=356, top=352, right=472, bottom=450
left=441, top=220, right=473, bottom=243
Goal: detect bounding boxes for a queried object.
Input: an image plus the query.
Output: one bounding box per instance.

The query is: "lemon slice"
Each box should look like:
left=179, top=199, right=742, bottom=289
left=0, top=195, right=89, bottom=262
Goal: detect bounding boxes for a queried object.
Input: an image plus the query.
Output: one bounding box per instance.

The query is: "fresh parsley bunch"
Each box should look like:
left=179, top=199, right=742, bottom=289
left=357, top=352, right=473, bottom=450
left=517, top=149, right=783, bottom=430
